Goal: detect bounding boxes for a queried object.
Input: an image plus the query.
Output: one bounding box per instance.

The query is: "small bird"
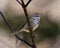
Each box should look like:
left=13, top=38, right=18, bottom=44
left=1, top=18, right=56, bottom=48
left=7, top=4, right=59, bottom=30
left=11, top=13, right=40, bottom=35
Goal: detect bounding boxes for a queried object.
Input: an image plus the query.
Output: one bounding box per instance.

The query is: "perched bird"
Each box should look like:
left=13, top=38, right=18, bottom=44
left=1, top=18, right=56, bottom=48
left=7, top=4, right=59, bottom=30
left=11, top=13, right=41, bottom=35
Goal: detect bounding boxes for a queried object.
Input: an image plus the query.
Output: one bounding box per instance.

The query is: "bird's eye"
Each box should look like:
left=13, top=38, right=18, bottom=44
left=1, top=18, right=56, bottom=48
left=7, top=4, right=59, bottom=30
left=32, top=13, right=40, bottom=17
left=35, top=14, right=39, bottom=17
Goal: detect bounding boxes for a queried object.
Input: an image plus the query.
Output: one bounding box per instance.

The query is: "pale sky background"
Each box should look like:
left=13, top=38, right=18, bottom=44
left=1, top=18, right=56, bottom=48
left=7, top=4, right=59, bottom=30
left=0, top=0, right=60, bottom=24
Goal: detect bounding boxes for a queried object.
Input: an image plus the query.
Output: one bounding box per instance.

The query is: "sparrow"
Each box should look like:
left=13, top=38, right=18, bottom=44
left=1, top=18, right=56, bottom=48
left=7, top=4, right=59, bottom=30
left=11, top=13, right=40, bottom=35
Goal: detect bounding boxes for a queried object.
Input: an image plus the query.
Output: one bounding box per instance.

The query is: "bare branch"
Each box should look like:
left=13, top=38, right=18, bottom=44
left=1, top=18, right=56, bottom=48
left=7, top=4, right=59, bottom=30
left=20, top=0, right=36, bottom=48
left=16, top=0, right=36, bottom=48
left=21, top=0, right=26, bottom=8
left=21, top=0, right=24, bottom=4
left=0, top=11, right=32, bottom=47
left=16, top=0, right=22, bottom=5
left=25, top=0, right=32, bottom=7
left=15, top=35, right=33, bottom=47
left=23, top=7, right=36, bottom=48
left=0, top=12, right=14, bottom=32
left=0, top=0, right=36, bottom=48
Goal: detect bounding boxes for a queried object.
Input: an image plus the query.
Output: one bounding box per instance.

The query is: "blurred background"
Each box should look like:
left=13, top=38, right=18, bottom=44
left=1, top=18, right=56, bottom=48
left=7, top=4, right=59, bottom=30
left=0, top=0, right=60, bottom=48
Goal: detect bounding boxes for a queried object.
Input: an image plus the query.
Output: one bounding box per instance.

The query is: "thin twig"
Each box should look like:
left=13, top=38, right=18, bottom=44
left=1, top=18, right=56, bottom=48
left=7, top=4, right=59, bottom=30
left=25, top=0, right=32, bottom=7
left=16, top=0, right=22, bottom=5
left=0, top=11, right=32, bottom=47
left=20, top=0, right=26, bottom=7
left=21, top=0, right=25, bottom=5
left=16, top=0, right=36, bottom=48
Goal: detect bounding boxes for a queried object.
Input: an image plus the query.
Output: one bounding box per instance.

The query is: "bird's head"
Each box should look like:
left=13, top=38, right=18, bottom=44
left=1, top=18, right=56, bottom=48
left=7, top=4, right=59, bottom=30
left=32, top=13, right=40, bottom=20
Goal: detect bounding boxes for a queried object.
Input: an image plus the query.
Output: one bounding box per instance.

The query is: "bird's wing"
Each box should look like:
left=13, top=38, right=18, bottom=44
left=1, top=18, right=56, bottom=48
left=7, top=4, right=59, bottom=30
left=17, top=21, right=27, bottom=31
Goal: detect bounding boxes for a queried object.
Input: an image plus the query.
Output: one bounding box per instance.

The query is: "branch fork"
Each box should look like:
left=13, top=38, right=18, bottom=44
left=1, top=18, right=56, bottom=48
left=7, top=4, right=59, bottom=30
left=16, top=0, right=32, bottom=7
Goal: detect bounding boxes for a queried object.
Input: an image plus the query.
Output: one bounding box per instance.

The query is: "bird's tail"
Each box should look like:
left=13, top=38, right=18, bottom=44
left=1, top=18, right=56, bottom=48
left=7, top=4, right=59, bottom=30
left=10, top=29, right=23, bottom=35
left=10, top=29, right=30, bottom=36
